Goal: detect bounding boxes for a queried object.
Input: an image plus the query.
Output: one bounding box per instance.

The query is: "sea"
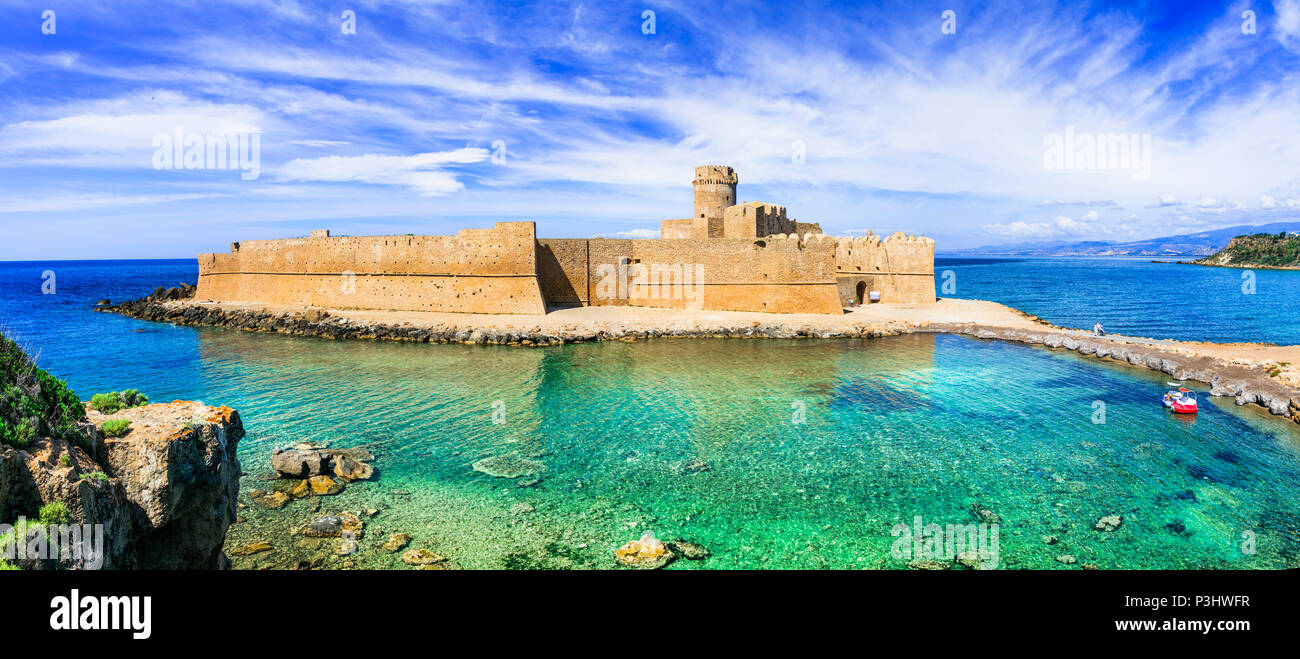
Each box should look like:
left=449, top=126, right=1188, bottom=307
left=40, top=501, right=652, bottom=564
left=1, top=257, right=1297, bottom=569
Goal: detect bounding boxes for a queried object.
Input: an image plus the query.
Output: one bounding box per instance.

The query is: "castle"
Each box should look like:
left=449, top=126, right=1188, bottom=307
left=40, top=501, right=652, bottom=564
left=195, top=166, right=935, bottom=315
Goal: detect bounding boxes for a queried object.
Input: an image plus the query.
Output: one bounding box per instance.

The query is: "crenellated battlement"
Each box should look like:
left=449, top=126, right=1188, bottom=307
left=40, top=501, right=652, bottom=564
left=197, top=165, right=934, bottom=315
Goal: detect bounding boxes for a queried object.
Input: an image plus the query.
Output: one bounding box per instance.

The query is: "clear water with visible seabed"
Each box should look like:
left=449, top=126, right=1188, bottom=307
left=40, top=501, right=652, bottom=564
left=3, top=259, right=1300, bottom=569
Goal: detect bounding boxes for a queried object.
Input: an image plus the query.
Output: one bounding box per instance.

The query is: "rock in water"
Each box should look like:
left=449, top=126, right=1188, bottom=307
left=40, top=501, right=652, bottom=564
left=969, top=503, right=1000, bottom=524
left=272, top=446, right=330, bottom=478
left=614, top=531, right=675, bottom=569
left=333, top=455, right=374, bottom=481
left=906, top=559, right=950, bottom=570
left=227, top=542, right=273, bottom=557
left=300, top=512, right=363, bottom=538
left=1095, top=515, right=1123, bottom=532
left=254, top=491, right=291, bottom=509
left=382, top=533, right=411, bottom=553
left=302, top=515, right=343, bottom=537
left=668, top=539, right=710, bottom=560
left=401, top=548, right=445, bottom=566
left=472, top=454, right=546, bottom=479
left=308, top=475, right=343, bottom=495
left=1055, top=554, right=1077, bottom=565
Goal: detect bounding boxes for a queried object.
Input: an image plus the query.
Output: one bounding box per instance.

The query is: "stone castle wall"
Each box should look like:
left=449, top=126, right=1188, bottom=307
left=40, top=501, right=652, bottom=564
left=832, top=232, right=936, bottom=305
left=193, top=166, right=935, bottom=315
left=196, top=222, right=547, bottom=315
left=537, top=236, right=843, bottom=314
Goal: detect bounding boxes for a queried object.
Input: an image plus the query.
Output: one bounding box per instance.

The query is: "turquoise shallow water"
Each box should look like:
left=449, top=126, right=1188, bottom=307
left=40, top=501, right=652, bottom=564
left=3, top=260, right=1300, bottom=569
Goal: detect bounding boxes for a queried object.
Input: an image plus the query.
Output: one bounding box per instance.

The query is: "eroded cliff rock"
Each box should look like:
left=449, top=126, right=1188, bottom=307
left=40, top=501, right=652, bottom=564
left=2, top=401, right=243, bottom=569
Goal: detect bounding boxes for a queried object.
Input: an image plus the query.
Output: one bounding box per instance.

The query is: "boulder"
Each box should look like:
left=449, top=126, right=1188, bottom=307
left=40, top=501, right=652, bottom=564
left=253, top=490, right=290, bottom=509
left=401, top=548, right=445, bottom=566
left=333, top=455, right=374, bottom=482
left=382, top=533, right=411, bottom=553
left=271, top=446, right=331, bottom=478
left=614, top=531, right=675, bottom=569
left=308, top=475, right=343, bottom=496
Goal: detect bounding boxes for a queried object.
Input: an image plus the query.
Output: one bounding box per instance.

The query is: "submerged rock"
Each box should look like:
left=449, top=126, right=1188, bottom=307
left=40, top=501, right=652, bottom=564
left=401, top=548, right=446, bottom=566
left=510, top=502, right=535, bottom=515
left=968, top=503, right=1000, bottom=525
left=382, top=533, right=411, bottom=553
left=308, top=475, right=343, bottom=496
left=906, top=559, right=950, bottom=570
left=614, top=531, right=675, bottom=569
left=1095, top=515, right=1123, bottom=532
left=955, top=551, right=996, bottom=570
left=333, top=455, right=374, bottom=482
left=254, top=490, right=291, bottom=509
left=472, top=454, right=546, bottom=479
left=1055, top=554, right=1077, bottom=565
left=227, top=542, right=273, bottom=557
left=300, top=512, right=364, bottom=538
left=668, top=539, right=710, bottom=560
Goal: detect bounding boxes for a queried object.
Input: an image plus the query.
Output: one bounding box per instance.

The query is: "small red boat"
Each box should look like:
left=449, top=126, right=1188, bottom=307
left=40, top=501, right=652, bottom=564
left=1162, top=385, right=1198, bottom=414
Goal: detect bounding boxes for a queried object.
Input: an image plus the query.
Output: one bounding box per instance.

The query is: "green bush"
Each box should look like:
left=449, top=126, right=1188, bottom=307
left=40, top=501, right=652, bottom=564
left=89, top=390, right=149, bottom=414
left=58, top=454, right=70, bottom=467
left=119, top=389, right=148, bottom=407
left=100, top=419, right=132, bottom=437
left=89, top=392, right=123, bottom=413
left=0, top=557, right=16, bottom=570
left=38, top=502, right=71, bottom=525
left=0, top=333, right=90, bottom=449
left=84, top=471, right=108, bottom=483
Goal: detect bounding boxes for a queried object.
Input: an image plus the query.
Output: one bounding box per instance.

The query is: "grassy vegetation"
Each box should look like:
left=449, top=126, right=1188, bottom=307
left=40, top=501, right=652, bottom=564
left=84, top=471, right=108, bottom=483
left=0, top=333, right=88, bottom=449
left=38, top=501, right=71, bottom=525
left=100, top=419, right=132, bottom=437
left=58, top=454, right=70, bottom=468
left=88, top=389, right=149, bottom=414
left=1201, top=232, right=1300, bottom=267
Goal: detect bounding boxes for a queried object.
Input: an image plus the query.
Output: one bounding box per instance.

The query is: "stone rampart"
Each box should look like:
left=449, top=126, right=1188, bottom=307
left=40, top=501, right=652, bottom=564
left=196, top=222, right=547, bottom=315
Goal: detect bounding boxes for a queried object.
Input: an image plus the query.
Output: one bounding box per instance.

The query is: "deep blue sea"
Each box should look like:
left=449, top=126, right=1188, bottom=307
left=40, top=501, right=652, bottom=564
left=2, top=258, right=1299, bottom=569
left=936, top=256, right=1300, bottom=344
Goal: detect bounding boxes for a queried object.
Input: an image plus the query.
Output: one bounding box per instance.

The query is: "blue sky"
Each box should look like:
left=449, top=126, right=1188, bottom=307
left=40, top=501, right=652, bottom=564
left=2, top=0, right=1299, bottom=259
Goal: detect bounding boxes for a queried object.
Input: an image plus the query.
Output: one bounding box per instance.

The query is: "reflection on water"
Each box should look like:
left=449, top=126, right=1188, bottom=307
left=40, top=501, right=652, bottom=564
left=205, top=330, right=1300, bottom=570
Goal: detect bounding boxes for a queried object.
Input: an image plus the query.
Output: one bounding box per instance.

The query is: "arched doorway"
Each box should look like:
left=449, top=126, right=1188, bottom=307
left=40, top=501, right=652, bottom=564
left=855, top=280, right=867, bottom=305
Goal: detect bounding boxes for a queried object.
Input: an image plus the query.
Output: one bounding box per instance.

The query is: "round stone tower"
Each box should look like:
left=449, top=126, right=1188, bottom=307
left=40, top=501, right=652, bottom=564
left=692, top=165, right=738, bottom=222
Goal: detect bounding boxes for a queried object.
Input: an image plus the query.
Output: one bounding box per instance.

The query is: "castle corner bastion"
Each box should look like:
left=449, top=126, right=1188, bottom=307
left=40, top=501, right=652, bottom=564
left=195, top=166, right=935, bottom=315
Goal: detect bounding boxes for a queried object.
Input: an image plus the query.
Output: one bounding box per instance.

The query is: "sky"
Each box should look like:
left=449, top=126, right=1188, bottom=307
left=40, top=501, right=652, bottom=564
left=1, top=0, right=1299, bottom=259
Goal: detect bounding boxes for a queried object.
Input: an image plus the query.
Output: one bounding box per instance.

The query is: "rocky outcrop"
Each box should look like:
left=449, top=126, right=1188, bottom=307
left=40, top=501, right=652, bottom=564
left=2, top=401, right=244, bottom=569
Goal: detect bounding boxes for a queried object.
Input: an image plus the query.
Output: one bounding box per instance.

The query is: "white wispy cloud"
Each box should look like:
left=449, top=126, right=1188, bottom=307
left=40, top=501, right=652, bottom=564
left=276, top=148, right=490, bottom=194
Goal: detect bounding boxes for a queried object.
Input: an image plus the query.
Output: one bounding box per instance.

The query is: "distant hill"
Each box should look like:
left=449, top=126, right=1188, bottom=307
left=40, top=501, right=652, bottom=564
left=1193, top=232, right=1300, bottom=269
left=944, top=221, right=1300, bottom=257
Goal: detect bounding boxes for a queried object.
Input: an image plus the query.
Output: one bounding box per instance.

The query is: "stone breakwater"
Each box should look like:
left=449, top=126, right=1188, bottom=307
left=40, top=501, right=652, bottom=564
left=99, top=298, right=910, bottom=344
left=927, top=323, right=1300, bottom=425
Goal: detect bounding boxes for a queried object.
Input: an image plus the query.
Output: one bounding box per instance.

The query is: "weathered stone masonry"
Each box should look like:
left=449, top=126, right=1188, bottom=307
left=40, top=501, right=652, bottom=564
left=196, top=165, right=936, bottom=315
